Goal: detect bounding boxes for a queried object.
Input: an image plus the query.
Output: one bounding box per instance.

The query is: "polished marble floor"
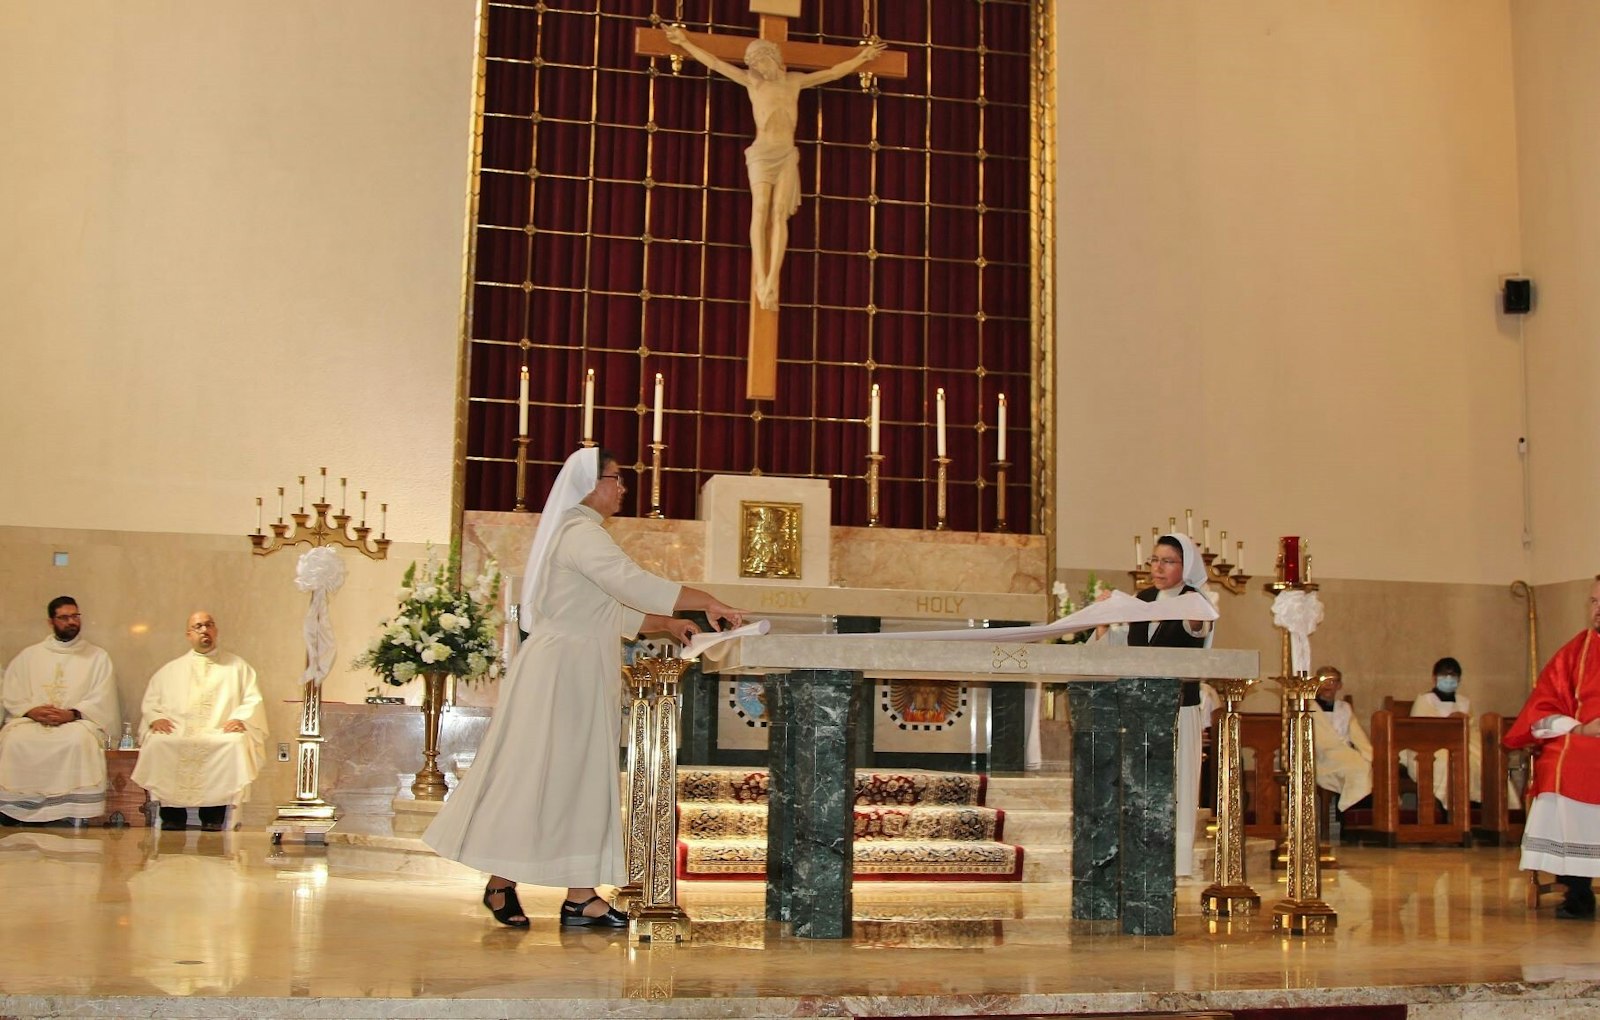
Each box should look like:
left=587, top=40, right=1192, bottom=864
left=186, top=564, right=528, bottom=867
left=2, top=827, right=1600, bottom=1018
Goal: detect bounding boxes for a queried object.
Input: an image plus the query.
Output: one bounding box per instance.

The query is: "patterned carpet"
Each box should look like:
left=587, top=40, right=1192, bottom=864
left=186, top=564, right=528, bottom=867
left=676, top=767, right=1025, bottom=881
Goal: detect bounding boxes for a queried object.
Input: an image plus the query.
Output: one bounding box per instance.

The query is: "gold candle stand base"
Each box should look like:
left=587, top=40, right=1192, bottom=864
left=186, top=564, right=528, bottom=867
left=933, top=456, right=950, bottom=530
left=866, top=452, right=884, bottom=527
left=646, top=442, right=665, bottom=519
left=512, top=435, right=532, bottom=512
left=992, top=459, right=1010, bottom=532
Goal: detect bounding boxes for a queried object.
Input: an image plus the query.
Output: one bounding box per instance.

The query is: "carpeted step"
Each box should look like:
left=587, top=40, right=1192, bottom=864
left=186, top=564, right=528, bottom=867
left=677, top=767, right=986, bottom=807
left=681, top=802, right=1006, bottom=842
left=679, top=836, right=1024, bottom=881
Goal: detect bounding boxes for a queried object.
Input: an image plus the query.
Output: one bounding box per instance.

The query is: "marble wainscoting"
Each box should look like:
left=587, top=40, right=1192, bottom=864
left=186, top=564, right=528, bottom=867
left=319, top=701, right=491, bottom=818
left=461, top=512, right=1046, bottom=595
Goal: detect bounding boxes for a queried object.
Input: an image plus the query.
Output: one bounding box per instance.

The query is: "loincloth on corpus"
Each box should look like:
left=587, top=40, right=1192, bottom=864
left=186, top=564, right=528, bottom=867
left=744, top=144, right=801, bottom=218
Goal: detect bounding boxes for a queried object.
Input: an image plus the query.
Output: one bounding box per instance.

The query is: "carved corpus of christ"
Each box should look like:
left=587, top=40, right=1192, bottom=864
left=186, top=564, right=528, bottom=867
left=663, top=24, right=885, bottom=312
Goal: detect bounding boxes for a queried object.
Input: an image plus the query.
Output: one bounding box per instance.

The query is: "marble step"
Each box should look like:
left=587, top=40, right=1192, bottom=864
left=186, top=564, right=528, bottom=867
left=982, top=773, right=1072, bottom=810
left=1020, top=845, right=1070, bottom=882
left=992, top=808, right=1071, bottom=846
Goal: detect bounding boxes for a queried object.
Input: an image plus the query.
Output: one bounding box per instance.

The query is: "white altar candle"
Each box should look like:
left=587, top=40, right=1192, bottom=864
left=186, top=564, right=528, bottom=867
left=582, top=369, right=596, bottom=441
left=380, top=503, right=388, bottom=539
left=360, top=490, right=368, bottom=527
left=255, top=497, right=262, bottom=535
left=320, top=467, right=327, bottom=503
left=1186, top=508, right=1194, bottom=537
left=1135, top=534, right=1143, bottom=569
left=298, top=476, right=305, bottom=512
left=1203, top=519, right=1211, bottom=551
left=1236, top=540, right=1244, bottom=574
left=518, top=366, right=530, bottom=436
left=340, top=477, right=347, bottom=515
left=869, top=383, right=881, bottom=454
left=997, top=394, right=1007, bottom=461
left=277, top=487, right=285, bottom=524
left=1219, top=530, right=1228, bottom=559
left=935, top=388, right=947, bottom=457
left=653, top=372, right=665, bottom=443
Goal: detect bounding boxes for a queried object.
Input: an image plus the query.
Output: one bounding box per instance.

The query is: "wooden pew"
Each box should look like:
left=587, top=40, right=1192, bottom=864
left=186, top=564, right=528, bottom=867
left=1236, top=711, right=1284, bottom=845
left=1477, top=712, right=1527, bottom=846
left=1366, top=709, right=1472, bottom=847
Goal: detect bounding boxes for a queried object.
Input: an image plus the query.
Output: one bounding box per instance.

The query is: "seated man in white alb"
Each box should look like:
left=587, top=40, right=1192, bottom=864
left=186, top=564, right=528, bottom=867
left=132, top=612, right=266, bottom=831
left=0, top=596, right=121, bottom=824
left=1311, top=666, right=1374, bottom=814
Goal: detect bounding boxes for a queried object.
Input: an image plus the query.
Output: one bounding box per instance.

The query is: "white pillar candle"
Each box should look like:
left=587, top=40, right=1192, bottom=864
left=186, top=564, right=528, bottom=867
left=1135, top=534, right=1143, bottom=569
left=1186, top=508, right=1194, bottom=537
left=277, top=487, right=285, bottom=523
left=320, top=467, right=327, bottom=503
left=582, top=368, right=596, bottom=442
left=1236, top=540, right=1244, bottom=574
left=997, top=393, right=1007, bottom=461
left=869, top=383, right=881, bottom=454
left=1203, top=519, right=1210, bottom=551
left=298, top=476, right=306, bottom=512
left=340, top=477, right=347, bottom=515
left=1219, top=530, right=1228, bottom=559
left=518, top=366, right=530, bottom=435
left=255, top=497, right=262, bottom=535
left=653, top=372, right=665, bottom=443
left=360, top=490, right=367, bottom=527
left=380, top=503, right=388, bottom=539
left=935, top=387, right=947, bottom=457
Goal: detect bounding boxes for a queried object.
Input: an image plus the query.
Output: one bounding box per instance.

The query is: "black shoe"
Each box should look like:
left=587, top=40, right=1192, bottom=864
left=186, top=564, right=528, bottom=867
left=481, top=882, right=530, bottom=928
left=159, top=807, right=188, bottom=830
left=198, top=806, right=226, bottom=831
left=560, top=895, right=628, bottom=928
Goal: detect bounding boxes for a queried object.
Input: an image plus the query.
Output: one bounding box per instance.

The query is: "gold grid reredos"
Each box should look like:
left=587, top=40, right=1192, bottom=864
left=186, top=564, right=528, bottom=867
left=463, top=0, right=1043, bottom=532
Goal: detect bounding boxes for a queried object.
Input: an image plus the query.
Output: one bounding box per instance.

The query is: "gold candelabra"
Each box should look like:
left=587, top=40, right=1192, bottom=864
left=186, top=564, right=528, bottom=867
left=933, top=455, right=951, bottom=531
left=1128, top=511, right=1251, bottom=594
left=866, top=451, right=884, bottom=527
left=250, top=468, right=390, bottom=560
left=647, top=441, right=666, bottom=519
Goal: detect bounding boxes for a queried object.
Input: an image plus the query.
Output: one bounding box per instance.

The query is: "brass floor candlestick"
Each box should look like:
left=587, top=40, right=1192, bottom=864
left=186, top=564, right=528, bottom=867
left=866, top=452, right=884, bottom=527
left=1202, top=678, right=1261, bottom=917
left=1265, top=577, right=1334, bottom=868
left=993, top=459, right=1011, bottom=532
left=512, top=436, right=532, bottom=512
left=1272, top=673, right=1338, bottom=935
left=618, top=662, right=655, bottom=910
left=627, top=656, right=692, bottom=943
left=933, top=455, right=951, bottom=531
left=647, top=442, right=665, bottom=519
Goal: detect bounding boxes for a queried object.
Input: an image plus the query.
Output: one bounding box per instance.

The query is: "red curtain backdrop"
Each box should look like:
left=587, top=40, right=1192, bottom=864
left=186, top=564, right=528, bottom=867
left=466, top=0, right=1037, bottom=532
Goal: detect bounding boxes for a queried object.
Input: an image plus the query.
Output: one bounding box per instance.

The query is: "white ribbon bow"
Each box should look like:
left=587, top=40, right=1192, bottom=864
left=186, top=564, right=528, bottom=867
left=1271, top=589, right=1324, bottom=676
left=295, top=547, right=347, bottom=687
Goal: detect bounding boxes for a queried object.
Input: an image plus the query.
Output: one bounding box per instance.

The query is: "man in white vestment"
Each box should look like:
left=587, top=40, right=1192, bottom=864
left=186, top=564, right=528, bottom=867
left=132, top=612, right=266, bottom=831
left=0, top=597, right=121, bottom=824
left=1310, top=666, right=1373, bottom=812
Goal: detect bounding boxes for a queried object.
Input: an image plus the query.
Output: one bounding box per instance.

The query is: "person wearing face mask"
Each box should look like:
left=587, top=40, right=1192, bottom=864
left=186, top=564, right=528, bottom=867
left=1309, top=666, right=1374, bottom=813
left=1403, top=657, right=1488, bottom=809
left=1095, top=533, right=1220, bottom=877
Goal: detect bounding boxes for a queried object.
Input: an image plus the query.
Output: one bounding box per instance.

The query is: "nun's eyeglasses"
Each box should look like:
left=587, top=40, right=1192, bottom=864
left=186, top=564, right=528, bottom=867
left=1149, top=556, right=1183, bottom=568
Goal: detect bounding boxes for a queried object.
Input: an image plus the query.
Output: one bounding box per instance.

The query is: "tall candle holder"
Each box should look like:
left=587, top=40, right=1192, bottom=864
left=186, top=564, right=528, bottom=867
left=647, top=441, right=666, bottom=519
left=933, top=455, right=951, bottom=531
left=249, top=470, right=390, bottom=841
left=512, top=436, right=532, bottom=513
left=993, top=459, right=1011, bottom=533
left=866, top=451, right=884, bottom=528
left=1201, top=677, right=1262, bottom=918
left=1270, top=672, right=1338, bottom=935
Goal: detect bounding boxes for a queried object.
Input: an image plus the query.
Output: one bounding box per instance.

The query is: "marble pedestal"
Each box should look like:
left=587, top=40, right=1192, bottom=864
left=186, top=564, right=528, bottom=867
left=391, top=796, right=444, bottom=837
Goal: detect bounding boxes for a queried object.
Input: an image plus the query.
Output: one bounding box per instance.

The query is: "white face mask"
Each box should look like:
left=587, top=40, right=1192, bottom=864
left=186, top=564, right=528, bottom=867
left=1435, top=675, right=1460, bottom=694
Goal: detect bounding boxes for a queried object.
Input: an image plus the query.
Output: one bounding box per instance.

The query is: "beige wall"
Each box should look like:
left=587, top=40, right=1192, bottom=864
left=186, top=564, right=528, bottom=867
left=0, top=0, right=478, bottom=543
left=1054, top=0, right=1529, bottom=587
left=1510, top=2, right=1600, bottom=586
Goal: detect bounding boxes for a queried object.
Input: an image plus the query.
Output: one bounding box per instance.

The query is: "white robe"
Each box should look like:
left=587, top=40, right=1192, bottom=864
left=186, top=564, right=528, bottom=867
left=1312, top=700, right=1373, bottom=811
left=131, top=650, right=267, bottom=808
left=0, top=636, right=120, bottom=822
left=424, top=505, right=681, bottom=887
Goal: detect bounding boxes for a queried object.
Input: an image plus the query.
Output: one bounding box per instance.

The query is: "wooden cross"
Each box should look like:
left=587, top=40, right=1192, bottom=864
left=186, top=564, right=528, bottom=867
left=636, top=2, right=907, bottom=401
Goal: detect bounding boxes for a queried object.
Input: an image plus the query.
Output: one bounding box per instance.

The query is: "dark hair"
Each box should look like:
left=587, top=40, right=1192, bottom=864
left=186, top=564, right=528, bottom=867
left=1156, top=535, right=1184, bottom=555
left=598, top=448, right=618, bottom=471
left=1433, top=656, right=1462, bottom=676
left=47, top=595, right=78, bottom=618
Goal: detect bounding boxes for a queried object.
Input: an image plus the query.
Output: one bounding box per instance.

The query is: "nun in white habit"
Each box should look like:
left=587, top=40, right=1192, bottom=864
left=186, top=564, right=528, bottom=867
left=1096, top=532, right=1221, bottom=877
left=424, top=447, right=743, bottom=928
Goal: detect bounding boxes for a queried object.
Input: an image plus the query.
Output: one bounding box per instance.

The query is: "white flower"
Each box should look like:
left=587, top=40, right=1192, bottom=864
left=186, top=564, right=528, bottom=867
left=394, top=662, right=418, bottom=681
left=467, top=652, right=487, bottom=676
left=438, top=612, right=463, bottom=632
left=425, top=642, right=452, bottom=663
left=1051, top=580, right=1068, bottom=598
left=396, top=586, right=413, bottom=601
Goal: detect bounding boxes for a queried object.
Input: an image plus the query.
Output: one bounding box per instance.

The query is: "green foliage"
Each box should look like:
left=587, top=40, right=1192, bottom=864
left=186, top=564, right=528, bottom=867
left=353, top=546, right=504, bottom=686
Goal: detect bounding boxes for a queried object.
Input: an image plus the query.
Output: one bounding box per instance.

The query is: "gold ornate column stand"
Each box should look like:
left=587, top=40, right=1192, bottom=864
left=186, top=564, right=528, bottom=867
left=628, top=656, right=692, bottom=943
left=646, top=441, right=666, bottom=519
left=1265, top=575, right=1335, bottom=868
left=866, top=451, right=884, bottom=527
left=933, top=455, right=951, bottom=531
left=1201, top=677, right=1261, bottom=917
left=1271, top=673, right=1338, bottom=935
left=617, top=662, right=655, bottom=910
left=410, top=673, right=451, bottom=800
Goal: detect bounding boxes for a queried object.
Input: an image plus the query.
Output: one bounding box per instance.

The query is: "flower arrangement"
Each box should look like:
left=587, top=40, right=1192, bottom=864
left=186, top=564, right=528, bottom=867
left=1051, top=572, right=1113, bottom=644
left=354, top=546, right=504, bottom=685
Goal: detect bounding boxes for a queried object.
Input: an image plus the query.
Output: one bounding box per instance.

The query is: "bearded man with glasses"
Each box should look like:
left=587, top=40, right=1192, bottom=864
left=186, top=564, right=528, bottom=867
left=0, top=596, right=121, bottom=824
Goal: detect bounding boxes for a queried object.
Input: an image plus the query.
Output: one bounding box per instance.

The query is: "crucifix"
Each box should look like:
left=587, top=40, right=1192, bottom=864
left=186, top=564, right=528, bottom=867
left=636, top=2, right=907, bottom=401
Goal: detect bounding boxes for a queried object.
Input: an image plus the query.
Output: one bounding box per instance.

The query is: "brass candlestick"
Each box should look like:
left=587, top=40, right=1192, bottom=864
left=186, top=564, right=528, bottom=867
left=933, top=455, right=951, bottom=531
left=1202, top=677, right=1261, bottom=918
left=647, top=441, right=665, bottom=519
left=866, top=451, right=884, bottom=527
left=993, top=459, right=1011, bottom=533
left=512, top=436, right=532, bottom=512
left=1271, top=673, right=1338, bottom=935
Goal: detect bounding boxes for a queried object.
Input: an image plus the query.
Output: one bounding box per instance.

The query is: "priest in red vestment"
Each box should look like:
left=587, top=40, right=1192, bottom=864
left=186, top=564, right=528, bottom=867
left=1505, top=576, right=1600, bottom=919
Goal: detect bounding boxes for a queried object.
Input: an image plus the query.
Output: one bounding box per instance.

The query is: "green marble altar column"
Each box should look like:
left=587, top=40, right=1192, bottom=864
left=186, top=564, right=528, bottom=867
left=763, top=676, right=795, bottom=923
left=1065, top=681, right=1121, bottom=921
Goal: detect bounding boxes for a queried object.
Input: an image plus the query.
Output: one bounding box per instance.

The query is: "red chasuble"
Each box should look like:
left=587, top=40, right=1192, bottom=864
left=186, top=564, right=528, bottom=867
left=1506, top=628, right=1600, bottom=805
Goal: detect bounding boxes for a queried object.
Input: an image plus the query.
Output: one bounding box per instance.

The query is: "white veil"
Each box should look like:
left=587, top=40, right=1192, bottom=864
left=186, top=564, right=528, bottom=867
left=1166, top=531, right=1215, bottom=649
left=518, top=447, right=600, bottom=623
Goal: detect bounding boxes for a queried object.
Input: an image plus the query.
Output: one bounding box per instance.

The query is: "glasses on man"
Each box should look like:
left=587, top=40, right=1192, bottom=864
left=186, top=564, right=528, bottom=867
left=53, top=613, right=83, bottom=622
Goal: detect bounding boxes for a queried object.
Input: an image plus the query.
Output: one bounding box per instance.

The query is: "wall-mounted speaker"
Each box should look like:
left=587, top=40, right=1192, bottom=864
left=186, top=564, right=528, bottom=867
left=1503, top=278, right=1532, bottom=315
